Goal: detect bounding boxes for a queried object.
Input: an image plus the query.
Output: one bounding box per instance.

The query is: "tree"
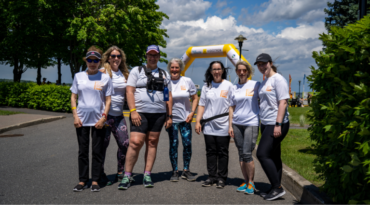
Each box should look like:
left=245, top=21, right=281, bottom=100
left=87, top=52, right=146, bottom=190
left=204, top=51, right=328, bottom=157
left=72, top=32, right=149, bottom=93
left=308, top=15, right=370, bottom=203
left=65, top=0, right=169, bottom=78
left=324, top=0, right=370, bottom=30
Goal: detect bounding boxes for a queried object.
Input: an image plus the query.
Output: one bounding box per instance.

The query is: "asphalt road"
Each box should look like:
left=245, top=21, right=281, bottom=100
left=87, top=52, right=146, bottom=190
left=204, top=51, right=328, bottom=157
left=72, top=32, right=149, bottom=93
left=0, top=109, right=297, bottom=204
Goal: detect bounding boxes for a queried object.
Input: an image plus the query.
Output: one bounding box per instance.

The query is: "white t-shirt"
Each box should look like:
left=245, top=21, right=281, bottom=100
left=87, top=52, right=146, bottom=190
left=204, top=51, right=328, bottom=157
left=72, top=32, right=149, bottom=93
left=170, top=76, right=197, bottom=123
left=230, top=80, right=260, bottom=126
left=126, top=66, right=171, bottom=113
left=258, top=73, right=290, bottom=125
left=109, top=69, right=127, bottom=116
left=199, top=80, right=233, bottom=136
left=70, top=71, right=113, bottom=126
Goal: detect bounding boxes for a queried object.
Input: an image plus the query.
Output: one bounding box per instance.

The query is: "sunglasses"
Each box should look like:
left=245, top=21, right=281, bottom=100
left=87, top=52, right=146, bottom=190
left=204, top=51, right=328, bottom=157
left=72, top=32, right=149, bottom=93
left=110, top=55, right=122, bottom=59
left=86, top=59, right=100, bottom=63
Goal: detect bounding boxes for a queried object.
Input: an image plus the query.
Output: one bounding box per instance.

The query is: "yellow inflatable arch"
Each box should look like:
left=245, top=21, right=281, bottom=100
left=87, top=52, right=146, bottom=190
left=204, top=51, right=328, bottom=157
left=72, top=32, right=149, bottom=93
left=180, top=44, right=250, bottom=76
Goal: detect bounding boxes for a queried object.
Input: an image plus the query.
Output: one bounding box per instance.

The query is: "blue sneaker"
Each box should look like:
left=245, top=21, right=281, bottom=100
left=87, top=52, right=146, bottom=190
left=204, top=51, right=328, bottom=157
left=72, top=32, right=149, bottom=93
left=236, top=182, right=247, bottom=192
left=244, top=182, right=255, bottom=195
left=143, top=173, right=154, bottom=188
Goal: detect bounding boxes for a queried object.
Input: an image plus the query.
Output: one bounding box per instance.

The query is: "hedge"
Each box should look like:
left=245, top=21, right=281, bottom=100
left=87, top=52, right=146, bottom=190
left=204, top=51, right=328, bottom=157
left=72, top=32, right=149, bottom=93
left=308, top=15, right=370, bottom=204
left=0, top=82, right=72, bottom=112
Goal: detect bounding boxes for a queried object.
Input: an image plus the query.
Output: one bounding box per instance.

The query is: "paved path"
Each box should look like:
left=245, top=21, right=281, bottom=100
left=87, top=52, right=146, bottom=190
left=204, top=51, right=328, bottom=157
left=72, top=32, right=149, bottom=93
left=0, top=108, right=298, bottom=204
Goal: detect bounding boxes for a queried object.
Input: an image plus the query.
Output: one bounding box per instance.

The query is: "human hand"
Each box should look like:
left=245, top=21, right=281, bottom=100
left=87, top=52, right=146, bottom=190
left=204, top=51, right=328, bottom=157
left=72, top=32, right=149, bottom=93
left=74, top=116, right=82, bottom=128
left=195, top=122, right=202, bottom=135
left=131, top=111, right=142, bottom=126
left=229, top=126, right=234, bottom=138
left=273, top=126, right=282, bottom=138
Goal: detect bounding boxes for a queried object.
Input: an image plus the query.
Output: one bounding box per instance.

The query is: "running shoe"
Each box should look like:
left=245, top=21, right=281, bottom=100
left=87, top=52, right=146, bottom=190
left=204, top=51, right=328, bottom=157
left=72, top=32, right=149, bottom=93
left=170, top=171, right=179, bottom=182
left=181, top=170, right=196, bottom=181
left=216, top=180, right=225, bottom=189
left=245, top=182, right=255, bottom=195
left=143, top=173, right=154, bottom=188
left=91, top=184, right=100, bottom=192
left=236, top=182, right=247, bottom=192
left=202, top=179, right=215, bottom=187
left=260, top=188, right=272, bottom=198
left=118, top=175, right=132, bottom=190
left=264, top=187, right=286, bottom=201
left=73, top=183, right=88, bottom=192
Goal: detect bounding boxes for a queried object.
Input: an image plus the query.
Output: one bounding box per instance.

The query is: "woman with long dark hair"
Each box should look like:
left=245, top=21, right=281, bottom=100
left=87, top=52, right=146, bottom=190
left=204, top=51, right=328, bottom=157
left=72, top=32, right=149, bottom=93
left=255, top=53, right=290, bottom=201
left=195, top=61, right=233, bottom=188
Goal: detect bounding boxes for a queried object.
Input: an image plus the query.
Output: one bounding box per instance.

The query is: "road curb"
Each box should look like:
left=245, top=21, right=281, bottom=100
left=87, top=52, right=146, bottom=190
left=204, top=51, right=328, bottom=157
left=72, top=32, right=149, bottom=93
left=253, top=146, right=330, bottom=204
left=0, top=116, right=65, bottom=134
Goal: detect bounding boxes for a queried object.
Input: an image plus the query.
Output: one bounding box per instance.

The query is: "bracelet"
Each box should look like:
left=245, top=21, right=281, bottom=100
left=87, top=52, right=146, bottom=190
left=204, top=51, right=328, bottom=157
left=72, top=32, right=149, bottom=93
left=130, top=108, right=137, bottom=113
left=71, top=107, right=76, bottom=110
left=102, top=113, right=107, bottom=119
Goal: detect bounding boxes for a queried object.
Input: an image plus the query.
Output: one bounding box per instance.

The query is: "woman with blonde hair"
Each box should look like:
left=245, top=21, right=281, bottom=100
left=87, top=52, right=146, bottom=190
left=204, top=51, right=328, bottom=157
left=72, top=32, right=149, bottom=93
left=228, top=61, right=260, bottom=194
left=99, top=46, right=130, bottom=185
left=71, top=45, right=113, bottom=192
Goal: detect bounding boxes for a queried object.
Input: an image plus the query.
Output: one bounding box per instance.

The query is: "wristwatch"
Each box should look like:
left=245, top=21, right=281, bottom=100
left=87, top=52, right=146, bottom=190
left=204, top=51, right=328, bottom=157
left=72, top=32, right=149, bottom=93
left=275, top=122, right=282, bottom=126
left=167, top=114, right=173, bottom=119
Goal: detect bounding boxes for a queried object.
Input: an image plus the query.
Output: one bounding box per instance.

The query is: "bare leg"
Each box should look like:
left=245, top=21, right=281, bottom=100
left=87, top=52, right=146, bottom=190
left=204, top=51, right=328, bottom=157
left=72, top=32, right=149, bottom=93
left=246, top=161, right=255, bottom=183
left=144, top=131, right=161, bottom=171
left=240, top=161, right=249, bottom=182
left=124, top=132, right=146, bottom=173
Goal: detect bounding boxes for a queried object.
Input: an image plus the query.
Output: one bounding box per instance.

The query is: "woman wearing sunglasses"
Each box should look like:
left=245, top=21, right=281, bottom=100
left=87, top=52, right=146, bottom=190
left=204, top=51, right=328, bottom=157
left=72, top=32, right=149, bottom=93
left=228, top=61, right=260, bottom=195
left=70, top=46, right=113, bottom=192
left=99, top=46, right=130, bottom=185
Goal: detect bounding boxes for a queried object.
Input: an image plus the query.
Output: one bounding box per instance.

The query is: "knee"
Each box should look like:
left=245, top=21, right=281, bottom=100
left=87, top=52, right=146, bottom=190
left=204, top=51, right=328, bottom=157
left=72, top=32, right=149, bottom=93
left=240, top=154, right=253, bottom=163
left=147, top=138, right=159, bottom=148
left=256, top=150, right=267, bottom=161
left=129, top=139, right=143, bottom=150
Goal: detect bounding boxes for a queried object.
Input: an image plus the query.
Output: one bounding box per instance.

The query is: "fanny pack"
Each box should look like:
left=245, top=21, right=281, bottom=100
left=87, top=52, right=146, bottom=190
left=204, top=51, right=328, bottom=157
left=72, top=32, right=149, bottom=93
left=200, top=112, right=229, bottom=129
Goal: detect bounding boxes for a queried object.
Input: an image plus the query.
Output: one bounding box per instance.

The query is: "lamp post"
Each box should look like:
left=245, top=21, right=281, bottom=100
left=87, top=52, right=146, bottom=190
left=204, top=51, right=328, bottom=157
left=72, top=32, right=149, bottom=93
left=234, top=34, right=247, bottom=61
left=298, top=80, right=301, bottom=98
left=359, top=0, right=368, bottom=20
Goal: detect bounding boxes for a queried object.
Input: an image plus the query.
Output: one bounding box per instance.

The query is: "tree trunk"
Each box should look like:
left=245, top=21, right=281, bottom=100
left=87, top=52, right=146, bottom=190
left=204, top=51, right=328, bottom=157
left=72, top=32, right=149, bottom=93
left=57, top=57, right=62, bottom=84
left=37, top=64, right=41, bottom=85
left=12, top=57, right=24, bottom=82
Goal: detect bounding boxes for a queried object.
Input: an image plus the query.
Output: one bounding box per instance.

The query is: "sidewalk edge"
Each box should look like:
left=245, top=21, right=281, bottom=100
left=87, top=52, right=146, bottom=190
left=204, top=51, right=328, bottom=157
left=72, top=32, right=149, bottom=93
left=0, top=116, right=65, bottom=134
left=253, top=146, right=329, bottom=204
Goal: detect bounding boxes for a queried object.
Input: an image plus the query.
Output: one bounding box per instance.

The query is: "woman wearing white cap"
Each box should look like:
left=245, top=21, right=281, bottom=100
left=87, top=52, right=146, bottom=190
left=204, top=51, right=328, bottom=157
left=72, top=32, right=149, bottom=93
left=70, top=46, right=113, bottom=192
left=118, top=45, right=173, bottom=190
left=255, top=53, right=290, bottom=201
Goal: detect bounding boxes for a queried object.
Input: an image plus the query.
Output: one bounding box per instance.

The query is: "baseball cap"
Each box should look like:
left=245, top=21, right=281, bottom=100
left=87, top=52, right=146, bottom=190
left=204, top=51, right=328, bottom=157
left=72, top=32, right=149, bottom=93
left=254, top=53, right=272, bottom=65
left=146, top=45, right=160, bottom=54
left=86, top=51, right=102, bottom=59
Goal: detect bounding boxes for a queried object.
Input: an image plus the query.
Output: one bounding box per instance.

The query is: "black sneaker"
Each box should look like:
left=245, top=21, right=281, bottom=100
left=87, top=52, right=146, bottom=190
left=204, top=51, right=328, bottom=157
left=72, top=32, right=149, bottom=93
left=260, top=188, right=272, bottom=197
left=202, top=179, right=215, bottom=187
left=181, top=170, right=195, bottom=181
left=118, top=175, right=134, bottom=190
left=264, top=187, right=286, bottom=201
left=216, top=180, right=225, bottom=189
left=73, top=183, right=88, bottom=192
left=170, top=171, right=179, bottom=182
left=91, top=184, right=100, bottom=192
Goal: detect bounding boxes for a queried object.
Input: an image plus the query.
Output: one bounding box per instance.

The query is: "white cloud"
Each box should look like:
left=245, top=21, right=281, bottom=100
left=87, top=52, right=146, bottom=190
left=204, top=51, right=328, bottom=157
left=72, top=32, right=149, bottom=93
left=239, top=0, right=334, bottom=25
left=277, top=21, right=326, bottom=40
left=216, top=0, right=227, bottom=8
left=157, top=0, right=212, bottom=23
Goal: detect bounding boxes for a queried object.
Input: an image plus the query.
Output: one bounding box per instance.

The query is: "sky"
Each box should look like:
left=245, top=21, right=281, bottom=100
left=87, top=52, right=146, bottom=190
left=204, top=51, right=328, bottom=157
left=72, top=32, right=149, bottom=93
left=0, top=0, right=333, bottom=92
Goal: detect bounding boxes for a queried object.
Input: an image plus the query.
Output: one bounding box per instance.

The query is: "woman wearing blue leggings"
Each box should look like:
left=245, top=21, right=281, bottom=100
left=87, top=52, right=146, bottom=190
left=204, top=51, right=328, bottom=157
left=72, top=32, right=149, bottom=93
left=166, top=58, right=199, bottom=182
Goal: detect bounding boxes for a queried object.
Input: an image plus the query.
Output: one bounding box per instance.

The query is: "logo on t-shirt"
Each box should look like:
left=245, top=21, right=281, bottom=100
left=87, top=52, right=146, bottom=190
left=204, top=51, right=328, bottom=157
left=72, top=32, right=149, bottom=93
left=245, top=89, right=254, bottom=96
left=220, top=90, right=228, bottom=98
left=181, top=85, right=186, bottom=90
left=94, top=82, right=103, bottom=91
left=266, top=86, right=273, bottom=92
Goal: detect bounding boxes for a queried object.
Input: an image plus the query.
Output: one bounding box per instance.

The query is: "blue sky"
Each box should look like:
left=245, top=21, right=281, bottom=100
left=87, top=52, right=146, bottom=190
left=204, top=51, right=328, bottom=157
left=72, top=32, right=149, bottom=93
left=1, top=0, right=333, bottom=92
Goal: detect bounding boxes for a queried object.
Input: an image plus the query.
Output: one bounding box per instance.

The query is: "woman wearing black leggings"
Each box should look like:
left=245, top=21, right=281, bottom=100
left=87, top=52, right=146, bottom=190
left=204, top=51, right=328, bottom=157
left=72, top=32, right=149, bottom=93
left=255, top=53, right=290, bottom=201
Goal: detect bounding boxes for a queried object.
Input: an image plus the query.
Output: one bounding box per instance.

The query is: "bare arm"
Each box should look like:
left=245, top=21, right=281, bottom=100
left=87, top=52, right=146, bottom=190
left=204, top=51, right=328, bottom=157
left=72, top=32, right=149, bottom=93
left=274, top=99, right=288, bottom=138
left=95, top=96, right=110, bottom=129
left=228, top=106, right=235, bottom=138
left=71, top=93, right=82, bottom=128
left=185, top=94, right=199, bottom=123
left=126, top=85, right=141, bottom=126
left=195, top=105, right=205, bottom=135
left=165, top=91, right=173, bottom=129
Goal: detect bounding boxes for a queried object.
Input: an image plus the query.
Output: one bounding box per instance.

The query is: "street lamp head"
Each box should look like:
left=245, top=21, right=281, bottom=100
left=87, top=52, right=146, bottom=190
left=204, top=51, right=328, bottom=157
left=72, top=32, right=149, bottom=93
left=299, top=80, right=301, bottom=83
left=234, top=34, right=247, bottom=43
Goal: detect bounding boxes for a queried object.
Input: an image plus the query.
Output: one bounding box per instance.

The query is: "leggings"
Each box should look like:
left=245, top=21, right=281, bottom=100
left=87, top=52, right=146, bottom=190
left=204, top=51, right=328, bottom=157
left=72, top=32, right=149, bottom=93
left=256, top=122, right=289, bottom=189
left=166, top=121, right=192, bottom=171
left=101, top=115, right=129, bottom=173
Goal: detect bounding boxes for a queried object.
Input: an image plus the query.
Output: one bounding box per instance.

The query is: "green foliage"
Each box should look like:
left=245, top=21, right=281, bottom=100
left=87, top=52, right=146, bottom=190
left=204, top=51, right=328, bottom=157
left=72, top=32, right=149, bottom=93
left=308, top=15, right=370, bottom=203
left=299, top=114, right=306, bottom=127
left=0, top=82, right=71, bottom=112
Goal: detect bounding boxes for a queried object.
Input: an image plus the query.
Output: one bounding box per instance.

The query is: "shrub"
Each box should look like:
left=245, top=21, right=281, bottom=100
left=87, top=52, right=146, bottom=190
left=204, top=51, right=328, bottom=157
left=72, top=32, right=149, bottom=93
left=0, top=82, right=72, bottom=112
left=308, top=15, right=370, bottom=203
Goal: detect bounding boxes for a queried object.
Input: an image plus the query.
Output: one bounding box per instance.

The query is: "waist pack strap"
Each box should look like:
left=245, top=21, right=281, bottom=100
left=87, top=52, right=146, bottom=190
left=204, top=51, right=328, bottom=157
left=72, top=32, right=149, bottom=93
left=200, top=112, right=229, bottom=128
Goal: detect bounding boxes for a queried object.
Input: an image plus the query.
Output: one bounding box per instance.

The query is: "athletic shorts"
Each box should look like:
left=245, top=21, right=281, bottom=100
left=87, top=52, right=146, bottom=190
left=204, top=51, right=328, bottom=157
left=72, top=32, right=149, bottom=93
left=129, top=112, right=166, bottom=133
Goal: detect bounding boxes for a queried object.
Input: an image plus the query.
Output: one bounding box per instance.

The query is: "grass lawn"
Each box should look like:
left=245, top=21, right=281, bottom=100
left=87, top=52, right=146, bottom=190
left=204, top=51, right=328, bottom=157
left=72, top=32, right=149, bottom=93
left=256, top=129, right=324, bottom=187
left=288, top=107, right=312, bottom=126
left=0, top=110, right=23, bottom=115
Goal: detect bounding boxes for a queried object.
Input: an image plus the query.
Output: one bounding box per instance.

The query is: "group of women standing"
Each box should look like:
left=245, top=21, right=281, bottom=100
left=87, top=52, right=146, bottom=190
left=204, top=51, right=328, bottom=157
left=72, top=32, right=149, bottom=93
left=70, top=45, right=290, bottom=201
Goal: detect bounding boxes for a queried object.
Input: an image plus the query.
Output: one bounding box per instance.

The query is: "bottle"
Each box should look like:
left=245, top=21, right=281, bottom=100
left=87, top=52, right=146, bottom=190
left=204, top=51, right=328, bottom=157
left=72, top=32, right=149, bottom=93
left=163, top=85, right=169, bottom=101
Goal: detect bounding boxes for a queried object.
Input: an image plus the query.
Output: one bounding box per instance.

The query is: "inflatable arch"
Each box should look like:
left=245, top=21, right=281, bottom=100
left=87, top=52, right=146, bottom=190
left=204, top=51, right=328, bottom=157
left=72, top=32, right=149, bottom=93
left=180, top=44, right=250, bottom=77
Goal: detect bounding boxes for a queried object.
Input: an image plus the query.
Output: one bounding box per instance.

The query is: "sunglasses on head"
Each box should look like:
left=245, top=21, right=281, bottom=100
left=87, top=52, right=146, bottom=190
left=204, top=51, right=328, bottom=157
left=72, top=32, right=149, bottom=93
left=110, top=55, right=122, bottom=59
left=86, top=59, right=100, bottom=63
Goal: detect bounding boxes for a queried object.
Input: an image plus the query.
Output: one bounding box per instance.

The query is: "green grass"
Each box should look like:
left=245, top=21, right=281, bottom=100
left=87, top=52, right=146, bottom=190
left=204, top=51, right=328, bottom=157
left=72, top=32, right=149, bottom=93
left=256, top=129, right=324, bottom=187
left=288, top=107, right=312, bottom=126
left=0, top=110, right=23, bottom=115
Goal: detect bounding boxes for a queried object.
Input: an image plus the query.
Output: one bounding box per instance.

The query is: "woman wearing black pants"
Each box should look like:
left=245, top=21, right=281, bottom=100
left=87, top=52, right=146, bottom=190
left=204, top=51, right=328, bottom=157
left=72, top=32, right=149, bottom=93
left=255, top=53, right=290, bottom=201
